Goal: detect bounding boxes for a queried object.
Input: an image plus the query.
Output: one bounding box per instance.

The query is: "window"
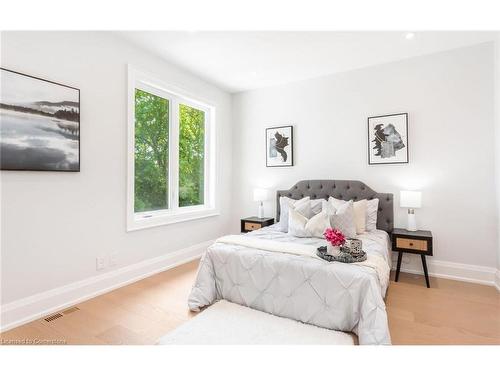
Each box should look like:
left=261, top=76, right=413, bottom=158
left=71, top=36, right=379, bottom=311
left=127, top=67, right=217, bottom=231
left=134, top=89, right=169, bottom=213
left=179, top=103, right=205, bottom=207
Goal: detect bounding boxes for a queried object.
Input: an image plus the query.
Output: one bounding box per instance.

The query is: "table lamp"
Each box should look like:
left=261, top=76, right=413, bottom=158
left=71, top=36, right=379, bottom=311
left=400, top=191, right=422, bottom=231
left=253, top=188, right=270, bottom=218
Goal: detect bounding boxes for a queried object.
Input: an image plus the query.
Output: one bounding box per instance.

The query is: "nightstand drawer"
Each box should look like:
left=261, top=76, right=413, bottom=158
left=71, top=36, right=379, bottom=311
left=244, top=222, right=262, bottom=231
left=396, top=238, right=428, bottom=251
left=241, top=217, right=274, bottom=233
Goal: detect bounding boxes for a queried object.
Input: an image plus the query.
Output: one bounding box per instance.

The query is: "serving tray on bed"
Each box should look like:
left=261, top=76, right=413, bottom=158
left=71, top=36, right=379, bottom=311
left=317, top=246, right=367, bottom=263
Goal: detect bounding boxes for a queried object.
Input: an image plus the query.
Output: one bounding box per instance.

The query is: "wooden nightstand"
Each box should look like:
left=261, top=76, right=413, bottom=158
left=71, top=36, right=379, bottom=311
left=240, top=217, right=274, bottom=233
left=391, top=228, right=433, bottom=288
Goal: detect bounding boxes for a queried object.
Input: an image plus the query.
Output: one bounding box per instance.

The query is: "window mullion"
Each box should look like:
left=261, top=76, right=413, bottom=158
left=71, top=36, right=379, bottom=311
left=170, top=98, right=180, bottom=210
left=203, top=110, right=210, bottom=208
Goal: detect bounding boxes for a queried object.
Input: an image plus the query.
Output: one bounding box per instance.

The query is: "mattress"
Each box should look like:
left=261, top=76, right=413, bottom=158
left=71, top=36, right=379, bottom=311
left=188, top=225, right=392, bottom=345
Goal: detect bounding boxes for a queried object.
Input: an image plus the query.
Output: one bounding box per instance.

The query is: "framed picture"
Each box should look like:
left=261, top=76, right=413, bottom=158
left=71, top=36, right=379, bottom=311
left=367, top=113, right=408, bottom=165
left=266, top=125, right=293, bottom=167
left=0, top=68, right=80, bottom=171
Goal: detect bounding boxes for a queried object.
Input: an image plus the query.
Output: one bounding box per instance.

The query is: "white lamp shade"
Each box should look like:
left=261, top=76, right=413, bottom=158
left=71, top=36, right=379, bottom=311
left=253, top=188, right=270, bottom=202
left=400, top=191, right=422, bottom=208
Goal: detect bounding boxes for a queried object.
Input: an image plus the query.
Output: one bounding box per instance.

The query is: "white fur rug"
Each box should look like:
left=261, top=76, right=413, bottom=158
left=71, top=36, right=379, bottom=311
left=158, top=300, right=355, bottom=345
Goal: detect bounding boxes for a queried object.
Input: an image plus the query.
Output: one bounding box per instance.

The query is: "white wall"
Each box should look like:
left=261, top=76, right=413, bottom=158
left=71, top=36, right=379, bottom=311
left=1, top=33, right=497, bottom=317
left=232, top=43, right=497, bottom=269
left=0, top=32, right=233, bottom=305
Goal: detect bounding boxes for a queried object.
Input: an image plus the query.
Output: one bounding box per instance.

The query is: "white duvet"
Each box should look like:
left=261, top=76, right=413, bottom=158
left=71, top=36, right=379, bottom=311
left=188, top=224, right=392, bottom=345
left=215, top=234, right=390, bottom=296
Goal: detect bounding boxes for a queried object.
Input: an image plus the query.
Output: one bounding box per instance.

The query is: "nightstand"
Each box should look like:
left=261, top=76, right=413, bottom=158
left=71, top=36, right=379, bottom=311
left=391, top=228, right=433, bottom=288
left=240, top=217, right=274, bottom=233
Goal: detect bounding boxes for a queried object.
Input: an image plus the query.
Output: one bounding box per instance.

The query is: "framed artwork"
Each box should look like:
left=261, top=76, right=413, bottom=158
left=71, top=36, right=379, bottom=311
left=367, top=113, right=408, bottom=165
left=266, top=125, right=293, bottom=167
left=0, top=68, right=80, bottom=171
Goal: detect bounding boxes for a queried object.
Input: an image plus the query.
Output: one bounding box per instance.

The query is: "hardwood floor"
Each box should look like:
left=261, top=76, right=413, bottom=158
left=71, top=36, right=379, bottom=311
left=1, top=260, right=499, bottom=345
left=386, top=272, right=500, bottom=344
left=1, top=261, right=199, bottom=345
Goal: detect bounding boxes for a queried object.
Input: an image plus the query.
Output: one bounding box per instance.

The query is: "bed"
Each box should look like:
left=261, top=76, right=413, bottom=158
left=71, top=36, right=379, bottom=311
left=188, top=180, right=394, bottom=345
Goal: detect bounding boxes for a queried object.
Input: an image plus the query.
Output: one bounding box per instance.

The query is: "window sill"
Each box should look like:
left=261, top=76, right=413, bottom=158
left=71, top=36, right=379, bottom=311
left=127, top=208, right=219, bottom=232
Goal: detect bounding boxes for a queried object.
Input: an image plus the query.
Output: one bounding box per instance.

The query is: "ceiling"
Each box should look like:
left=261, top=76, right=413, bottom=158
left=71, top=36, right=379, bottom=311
left=117, top=31, right=496, bottom=93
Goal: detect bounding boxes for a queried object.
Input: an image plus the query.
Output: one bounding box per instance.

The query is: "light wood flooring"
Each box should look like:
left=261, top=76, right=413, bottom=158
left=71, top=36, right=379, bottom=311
left=1, top=260, right=499, bottom=345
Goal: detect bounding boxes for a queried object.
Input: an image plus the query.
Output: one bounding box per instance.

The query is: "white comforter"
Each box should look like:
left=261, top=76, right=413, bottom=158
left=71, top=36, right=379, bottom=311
left=188, top=225, right=392, bottom=345
left=215, top=234, right=390, bottom=296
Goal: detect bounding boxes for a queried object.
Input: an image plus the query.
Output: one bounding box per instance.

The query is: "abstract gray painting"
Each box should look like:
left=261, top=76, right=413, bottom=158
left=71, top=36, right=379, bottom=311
left=0, top=68, right=80, bottom=171
left=266, top=125, right=293, bottom=167
left=367, top=113, right=408, bottom=165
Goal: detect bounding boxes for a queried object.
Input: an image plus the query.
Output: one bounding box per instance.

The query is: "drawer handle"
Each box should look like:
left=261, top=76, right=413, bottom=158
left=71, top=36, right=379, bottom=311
left=409, top=242, right=414, bottom=246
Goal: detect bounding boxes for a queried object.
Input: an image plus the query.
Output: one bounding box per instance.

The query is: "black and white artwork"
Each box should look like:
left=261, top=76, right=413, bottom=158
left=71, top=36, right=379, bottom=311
left=266, top=125, right=293, bottom=167
left=0, top=68, right=80, bottom=171
left=367, top=113, right=408, bottom=165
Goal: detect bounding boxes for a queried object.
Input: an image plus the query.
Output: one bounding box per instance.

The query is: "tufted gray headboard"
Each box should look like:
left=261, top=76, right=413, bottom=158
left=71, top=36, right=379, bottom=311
left=276, top=180, right=394, bottom=233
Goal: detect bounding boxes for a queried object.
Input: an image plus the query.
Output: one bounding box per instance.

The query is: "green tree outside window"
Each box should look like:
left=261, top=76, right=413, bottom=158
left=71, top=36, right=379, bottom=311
left=179, top=104, right=205, bottom=207
left=134, top=90, right=206, bottom=212
left=134, top=89, right=169, bottom=212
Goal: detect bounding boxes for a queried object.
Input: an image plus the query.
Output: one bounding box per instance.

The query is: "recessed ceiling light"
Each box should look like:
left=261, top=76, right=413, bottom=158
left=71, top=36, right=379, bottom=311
left=405, top=32, right=415, bottom=40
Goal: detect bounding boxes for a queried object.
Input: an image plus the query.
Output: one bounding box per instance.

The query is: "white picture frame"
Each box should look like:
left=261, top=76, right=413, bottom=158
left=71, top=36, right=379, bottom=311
left=266, top=125, right=293, bottom=167
left=367, top=113, right=408, bottom=165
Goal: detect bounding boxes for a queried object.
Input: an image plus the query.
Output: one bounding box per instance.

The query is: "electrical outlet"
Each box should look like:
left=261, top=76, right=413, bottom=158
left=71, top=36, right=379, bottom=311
left=109, top=252, right=118, bottom=267
left=96, top=256, right=106, bottom=271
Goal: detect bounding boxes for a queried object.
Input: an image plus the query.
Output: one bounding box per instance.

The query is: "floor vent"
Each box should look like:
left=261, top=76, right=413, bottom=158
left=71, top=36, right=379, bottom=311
left=62, top=307, right=80, bottom=315
left=44, top=313, right=63, bottom=322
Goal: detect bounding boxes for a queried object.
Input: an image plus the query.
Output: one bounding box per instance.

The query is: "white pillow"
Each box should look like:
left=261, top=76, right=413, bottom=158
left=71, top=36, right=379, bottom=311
left=365, top=198, right=379, bottom=231
left=327, top=197, right=367, bottom=234
left=288, top=208, right=330, bottom=238
left=279, top=196, right=312, bottom=232
left=353, top=200, right=367, bottom=234
left=310, top=198, right=325, bottom=215
left=322, top=199, right=357, bottom=238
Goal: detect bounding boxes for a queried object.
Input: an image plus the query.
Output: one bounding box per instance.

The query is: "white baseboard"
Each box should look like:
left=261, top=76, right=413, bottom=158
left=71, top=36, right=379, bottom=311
left=392, top=255, right=499, bottom=288
left=2, top=242, right=498, bottom=332
left=0, top=240, right=211, bottom=333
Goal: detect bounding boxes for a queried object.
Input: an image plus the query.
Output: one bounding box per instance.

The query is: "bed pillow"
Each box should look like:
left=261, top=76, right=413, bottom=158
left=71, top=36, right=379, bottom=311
left=327, top=197, right=367, bottom=234
left=353, top=199, right=367, bottom=234
left=288, top=208, right=330, bottom=238
left=279, top=196, right=312, bottom=232
left=322, top=199, right=357, bottom=238
left=365, top=198, right=379, bottom=231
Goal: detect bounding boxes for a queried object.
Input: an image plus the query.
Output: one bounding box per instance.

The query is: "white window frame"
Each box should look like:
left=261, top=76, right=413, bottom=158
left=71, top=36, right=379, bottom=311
left=127, top=66, right=218, bottom=231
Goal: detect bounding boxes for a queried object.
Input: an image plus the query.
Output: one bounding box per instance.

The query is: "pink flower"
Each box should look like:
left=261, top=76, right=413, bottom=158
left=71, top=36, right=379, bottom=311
left=323, top=227, right=346, bottom=247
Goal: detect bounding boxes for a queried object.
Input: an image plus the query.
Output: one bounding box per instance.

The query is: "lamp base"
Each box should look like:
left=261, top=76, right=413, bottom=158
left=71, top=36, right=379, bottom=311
left=407, top=209, right=417, bottom=231
left=258, top=202, right=264, bottom=219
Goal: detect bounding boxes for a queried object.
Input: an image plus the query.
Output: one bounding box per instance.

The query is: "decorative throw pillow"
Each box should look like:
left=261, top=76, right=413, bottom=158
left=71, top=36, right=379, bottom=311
left=310, top=198, right=325, bottom=215
left=365, top=198, right=379, bottom=231
left=327, top=197, right=367, bottom=234
left=322, top=199, right=357, bottom=238
left=279, top=196, right=312, bottom=232
left=322, top=198, right=343, bottom=215
left=288, top=208, right=330, bottom=238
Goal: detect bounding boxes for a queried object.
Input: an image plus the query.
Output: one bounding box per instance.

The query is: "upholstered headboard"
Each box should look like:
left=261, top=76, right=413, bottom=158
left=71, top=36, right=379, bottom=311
left=276, top=180, right=394, bottom=233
